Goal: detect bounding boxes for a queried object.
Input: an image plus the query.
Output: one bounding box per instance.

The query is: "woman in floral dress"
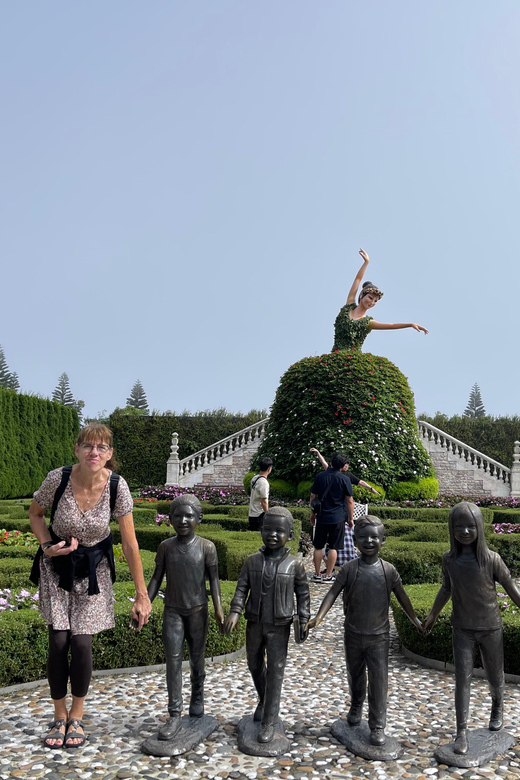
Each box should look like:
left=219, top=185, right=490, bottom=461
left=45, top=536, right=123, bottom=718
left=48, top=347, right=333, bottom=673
left=332, top=248, right=429, bottom=351
left=29, top=423, right=152, bottom=749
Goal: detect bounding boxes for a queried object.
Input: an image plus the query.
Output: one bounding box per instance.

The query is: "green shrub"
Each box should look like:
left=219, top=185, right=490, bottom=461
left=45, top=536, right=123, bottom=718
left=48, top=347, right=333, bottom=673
left=0, top=580, right=246, bottom=687
left=488, top=536, right=520, bottom=577
left=0, top=388, right=79, bottom=499
left=387, top=477, right=439, bottom=502
left=227, top=506, right=249, bottom=518
left=243, top=472, right=254, bottom=495
left=1, top=505, right=28, bottom=520
left=0, top=517, right=32, bottom=533
left=0, top=558, right=33, bottom=589
left=132, top=508, right=158, bottom=525
left=0, top=546, right=37, bottom=559
left=155, top=501, right=172, bottom=515
left=383, top=521, right=449, bottom=543
left=353, top=481, right=385, bottom=505
left=254, top=350, right=432, bottom=487
left=369, top=506, right=494, bottom=523
left=392, top=582, right=520, bottom=676
left=297, top=481, right=313, bottom=501
left=267, top=479, right=297, bottom=500
left=492, top=510, right=520, bottom=523
left=114, top=550, right=156, bottom=581
left=381, top=540, right=445, bottom=584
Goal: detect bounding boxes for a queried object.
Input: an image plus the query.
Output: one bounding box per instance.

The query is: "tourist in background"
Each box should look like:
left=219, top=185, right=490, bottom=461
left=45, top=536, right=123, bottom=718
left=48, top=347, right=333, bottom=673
left=248, top=457, right=273, bottom=531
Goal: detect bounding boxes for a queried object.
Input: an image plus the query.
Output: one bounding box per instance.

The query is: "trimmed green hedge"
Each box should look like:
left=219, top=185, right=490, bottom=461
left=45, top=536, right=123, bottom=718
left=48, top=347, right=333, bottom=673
left=0, top=388, right=79, bottom=499
left=381, top=540, right=445, bottom=584
left=0, top=581, right=246, bottom=688
left=492, top=510, right=520, bottom=523
left=387, top=477, right=439, bottom=502
left=132, top=508, right=158, bottom=525
left=369, top=506, right=494, bottom=523
left=391, top=583, right=520, bottom=675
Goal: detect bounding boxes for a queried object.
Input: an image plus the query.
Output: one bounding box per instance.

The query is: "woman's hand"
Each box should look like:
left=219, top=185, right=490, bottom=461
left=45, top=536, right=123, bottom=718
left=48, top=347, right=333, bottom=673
left=44, top=538, right=79, bottom=556
left=359, top=248, right=369, bottom=263
left=131, top=593, right=152, bottom=630
left=411, top=323, right=428, bottom=334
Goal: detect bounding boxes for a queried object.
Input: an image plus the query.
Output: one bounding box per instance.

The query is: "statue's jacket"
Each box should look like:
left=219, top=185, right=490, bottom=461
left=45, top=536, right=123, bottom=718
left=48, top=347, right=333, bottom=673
left=230, top=547, right=310, bottom=626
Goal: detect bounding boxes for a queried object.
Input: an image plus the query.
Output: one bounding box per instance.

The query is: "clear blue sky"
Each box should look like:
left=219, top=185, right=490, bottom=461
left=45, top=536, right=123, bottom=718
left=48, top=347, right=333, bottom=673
left=1, top=2, right=519, bottom=421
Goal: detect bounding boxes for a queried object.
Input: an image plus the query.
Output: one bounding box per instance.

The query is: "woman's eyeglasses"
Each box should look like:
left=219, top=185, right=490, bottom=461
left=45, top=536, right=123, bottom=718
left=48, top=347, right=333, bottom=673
left=80, top=443, right=111, bottom=454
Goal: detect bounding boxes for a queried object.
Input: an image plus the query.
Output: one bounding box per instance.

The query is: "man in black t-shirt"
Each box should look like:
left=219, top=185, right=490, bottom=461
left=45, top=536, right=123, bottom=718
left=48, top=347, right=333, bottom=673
left=310, top=453, right=354, bottom=583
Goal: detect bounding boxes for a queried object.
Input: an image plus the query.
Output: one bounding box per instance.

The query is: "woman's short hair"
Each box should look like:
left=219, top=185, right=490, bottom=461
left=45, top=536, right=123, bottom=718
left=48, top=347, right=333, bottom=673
left=169, top=494, right=203, bottom=517
left=77, top=423, right=113, bottom=447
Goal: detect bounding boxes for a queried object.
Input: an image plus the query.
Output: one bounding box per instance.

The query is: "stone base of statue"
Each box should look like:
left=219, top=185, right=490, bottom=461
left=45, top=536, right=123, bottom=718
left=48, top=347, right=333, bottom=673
left=236, top=715, right=290, bottom=757
left=140, top=715, right=219, bottom=756
left=331, top=719, right=403, bottom=761
left=434, top=728, right=515, bottom=768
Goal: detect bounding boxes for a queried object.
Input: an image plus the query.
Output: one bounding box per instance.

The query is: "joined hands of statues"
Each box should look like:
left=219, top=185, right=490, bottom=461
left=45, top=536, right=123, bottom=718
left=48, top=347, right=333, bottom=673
left=223, top=612, right=239, bottom=635
left=421, top=613, right=436, bottom=635
left=305, top=616, right=320, bottom=633
left=359, top=248, right=369, bottom=263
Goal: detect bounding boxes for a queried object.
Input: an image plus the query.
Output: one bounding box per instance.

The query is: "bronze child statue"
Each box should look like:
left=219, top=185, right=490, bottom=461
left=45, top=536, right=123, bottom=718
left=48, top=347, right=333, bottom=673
left=147, top=494, right=224, bottom=741
left=307, top=514, right=422, bottom=749
left=423, top=501, right=520, bottom=756
left=224, top=507, right=310, bottom=745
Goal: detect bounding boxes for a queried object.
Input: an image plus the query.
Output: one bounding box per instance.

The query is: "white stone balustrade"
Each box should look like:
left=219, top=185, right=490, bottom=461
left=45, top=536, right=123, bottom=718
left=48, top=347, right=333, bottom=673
left=511, top=441, right=520, bottom=498
left=166, top=419, right=269, bottom=487
left=417, top=420, right=511, bottom=491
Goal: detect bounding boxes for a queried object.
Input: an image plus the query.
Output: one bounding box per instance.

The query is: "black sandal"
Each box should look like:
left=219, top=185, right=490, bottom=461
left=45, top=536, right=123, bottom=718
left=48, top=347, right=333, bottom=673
left=65, top=718, right=86, bottom=748
left=44, top=718, right=67, bottom=749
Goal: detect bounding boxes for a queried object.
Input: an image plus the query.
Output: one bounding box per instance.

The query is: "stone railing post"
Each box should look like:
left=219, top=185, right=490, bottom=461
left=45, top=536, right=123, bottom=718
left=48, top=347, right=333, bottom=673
left=511, top=441, right=520, bottom=498
left=166, top=432, right=180, bottom=486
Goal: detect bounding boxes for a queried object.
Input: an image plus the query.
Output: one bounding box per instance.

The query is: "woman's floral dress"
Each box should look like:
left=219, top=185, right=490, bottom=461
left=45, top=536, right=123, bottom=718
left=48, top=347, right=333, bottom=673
left=33, top=468, right=133, bottom=635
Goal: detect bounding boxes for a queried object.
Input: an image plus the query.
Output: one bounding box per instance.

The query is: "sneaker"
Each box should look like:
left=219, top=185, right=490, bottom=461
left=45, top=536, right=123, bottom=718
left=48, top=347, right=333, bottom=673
left=323, top=574, right=336, bottom=583
left=311, top=573, right=322, bottom=582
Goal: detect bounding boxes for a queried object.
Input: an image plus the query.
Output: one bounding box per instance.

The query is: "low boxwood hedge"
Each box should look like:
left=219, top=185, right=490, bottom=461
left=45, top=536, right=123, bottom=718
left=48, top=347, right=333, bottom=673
left=492, top=509, right=520, bottom=523
left=391, top=583, right=520, bottom=676
left=0, top=580, right=246, bottom=688
left=369, top=506, right=494, bottom=523
left=381, top=540, right=445, bottom=584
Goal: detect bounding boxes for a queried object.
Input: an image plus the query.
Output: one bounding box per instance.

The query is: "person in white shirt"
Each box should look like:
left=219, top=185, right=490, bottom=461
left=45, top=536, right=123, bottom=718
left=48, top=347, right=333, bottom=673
left=248, top=458, right=273, bottom=531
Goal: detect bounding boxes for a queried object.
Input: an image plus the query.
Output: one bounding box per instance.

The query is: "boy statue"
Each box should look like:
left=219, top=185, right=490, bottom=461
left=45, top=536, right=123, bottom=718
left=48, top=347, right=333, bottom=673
left=307, top=514, right=422, bottom=751
left=224, top=507, right=310, bottom=747
left=147, top=494, right=224, bottom=742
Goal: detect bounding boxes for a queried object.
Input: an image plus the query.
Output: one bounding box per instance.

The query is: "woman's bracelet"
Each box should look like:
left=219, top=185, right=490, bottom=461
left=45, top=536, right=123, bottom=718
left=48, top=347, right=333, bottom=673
left=41, top=541, right=54, bottom=551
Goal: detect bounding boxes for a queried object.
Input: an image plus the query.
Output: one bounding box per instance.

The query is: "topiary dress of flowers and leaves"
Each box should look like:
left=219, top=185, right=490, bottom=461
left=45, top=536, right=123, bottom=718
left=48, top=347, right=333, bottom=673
left=254, top=348, right=434, bottom=492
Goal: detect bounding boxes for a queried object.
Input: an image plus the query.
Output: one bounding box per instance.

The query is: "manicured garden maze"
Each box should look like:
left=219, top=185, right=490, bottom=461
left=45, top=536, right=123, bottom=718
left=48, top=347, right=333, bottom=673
left=0, top=498, right=299, bottom=686
left=3, top=495, right=520, bottom=686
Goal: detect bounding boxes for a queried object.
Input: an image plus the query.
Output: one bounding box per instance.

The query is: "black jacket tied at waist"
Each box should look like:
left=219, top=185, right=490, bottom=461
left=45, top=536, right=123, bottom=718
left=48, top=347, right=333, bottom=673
left=30, top=527, right=116, bottom=596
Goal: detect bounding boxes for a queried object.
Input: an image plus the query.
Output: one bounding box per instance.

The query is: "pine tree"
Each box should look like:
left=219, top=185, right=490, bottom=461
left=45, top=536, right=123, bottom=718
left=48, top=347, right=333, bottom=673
left=52, top=373, right=74, bottom=405
left=7, top=372, right=20, bottom=392
left=126, top=380, right=149, bottom=412
left=0, top=346, right=12, bottom=389
left=464, top=383, right=486, bottom=418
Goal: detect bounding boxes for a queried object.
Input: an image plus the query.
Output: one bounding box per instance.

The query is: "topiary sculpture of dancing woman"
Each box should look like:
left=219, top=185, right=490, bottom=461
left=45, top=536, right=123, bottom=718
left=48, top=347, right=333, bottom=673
left=332, top=249, right=428, bottom=352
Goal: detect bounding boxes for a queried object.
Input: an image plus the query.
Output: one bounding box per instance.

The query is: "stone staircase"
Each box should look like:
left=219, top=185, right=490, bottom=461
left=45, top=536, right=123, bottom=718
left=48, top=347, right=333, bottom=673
left=165, top=417, right=520, bottom=497
left=166, top=418, right=268, bottom=489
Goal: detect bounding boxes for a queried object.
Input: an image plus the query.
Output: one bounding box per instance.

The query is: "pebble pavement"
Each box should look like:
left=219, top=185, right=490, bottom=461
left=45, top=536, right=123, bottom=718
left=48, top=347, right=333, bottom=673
left=2, top=575, right=520, bottom=780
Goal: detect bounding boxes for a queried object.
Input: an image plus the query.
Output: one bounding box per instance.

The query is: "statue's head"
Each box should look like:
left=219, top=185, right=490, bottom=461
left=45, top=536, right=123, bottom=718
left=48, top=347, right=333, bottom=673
left=359, top=281, right=383, bottom=307
left=261, top=507, right=294, bottom=550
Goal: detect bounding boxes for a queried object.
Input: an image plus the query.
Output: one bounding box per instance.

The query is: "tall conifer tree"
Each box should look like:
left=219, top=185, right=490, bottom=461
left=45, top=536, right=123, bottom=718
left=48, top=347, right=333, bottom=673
left=52, top=373, right=74, bottom=405
left=126, top=380, right=149, bottom=412
left=0, top=346, right=12, bottom=389
left=464, top=383, right=486, bottom=418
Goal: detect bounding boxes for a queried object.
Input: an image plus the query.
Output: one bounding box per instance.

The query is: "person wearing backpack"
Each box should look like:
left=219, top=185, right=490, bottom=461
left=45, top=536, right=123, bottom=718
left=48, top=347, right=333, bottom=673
left=309, top=452, right=354, bottom=583
left=29, top=423, right=151, bottom=749
left=248, top=457, right=273, bottom=531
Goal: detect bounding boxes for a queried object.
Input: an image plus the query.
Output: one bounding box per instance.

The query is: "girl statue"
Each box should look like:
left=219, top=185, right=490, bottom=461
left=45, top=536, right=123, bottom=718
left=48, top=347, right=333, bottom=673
left=423, top=502, right=520, bottom=755
left=332, top=249, right=428, bottom=351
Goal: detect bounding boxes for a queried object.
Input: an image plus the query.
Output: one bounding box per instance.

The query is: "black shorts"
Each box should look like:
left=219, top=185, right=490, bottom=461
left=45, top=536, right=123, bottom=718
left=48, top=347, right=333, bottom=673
left=248, top=513, right=265, bottom=532
left=313, top=522, right=345, bottom=551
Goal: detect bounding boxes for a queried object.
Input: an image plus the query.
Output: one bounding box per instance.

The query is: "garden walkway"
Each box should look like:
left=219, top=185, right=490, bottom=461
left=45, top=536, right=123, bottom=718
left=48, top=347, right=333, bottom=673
left=1, top=578, right=520, bottom=780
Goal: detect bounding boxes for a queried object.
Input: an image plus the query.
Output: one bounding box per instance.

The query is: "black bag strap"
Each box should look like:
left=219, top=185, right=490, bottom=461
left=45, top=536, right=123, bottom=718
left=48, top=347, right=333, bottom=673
left=109, top=473, right=120, bottom=515
left=50, top=466, right=73, bottom=526
left=251, top=475, right=267, bottom=490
